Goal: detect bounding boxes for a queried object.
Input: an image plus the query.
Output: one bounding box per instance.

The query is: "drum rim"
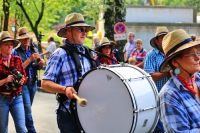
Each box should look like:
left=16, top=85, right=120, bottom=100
left=128, top=65, right=160, bottom=132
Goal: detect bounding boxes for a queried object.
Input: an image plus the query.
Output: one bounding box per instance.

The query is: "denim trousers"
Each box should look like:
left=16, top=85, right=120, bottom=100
left=0, top=93, right=26, bottom=133
left=22, top=80, right=37, bottom=133
left=57, top=110, right=80, bottom=133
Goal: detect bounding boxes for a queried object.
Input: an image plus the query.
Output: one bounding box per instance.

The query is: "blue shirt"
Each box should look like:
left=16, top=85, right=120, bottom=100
left=159, top=73, right=200, bottom=133
left=144, top=48, right=168, bottom=92
left=42, top=42, right=92, bottom=110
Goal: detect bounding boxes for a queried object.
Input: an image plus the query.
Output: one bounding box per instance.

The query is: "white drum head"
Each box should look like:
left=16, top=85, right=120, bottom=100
left=75, top=68, right=135, bottom=133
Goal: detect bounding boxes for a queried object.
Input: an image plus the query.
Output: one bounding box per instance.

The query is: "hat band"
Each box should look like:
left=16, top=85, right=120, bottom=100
left=101, top=42, right=110, bottom=45
left=19, top=32, right=29, bottom=36
left=0, top=37, right=12, bottom=43
left=65, top=21, right=86, bottom=27
left=156, top=32, right=168, bottom=36
left=166, top=38, right=192, bottom=57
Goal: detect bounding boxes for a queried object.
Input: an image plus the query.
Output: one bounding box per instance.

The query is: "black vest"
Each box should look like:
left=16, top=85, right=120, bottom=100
left=15, top=46, right=39, bottom=80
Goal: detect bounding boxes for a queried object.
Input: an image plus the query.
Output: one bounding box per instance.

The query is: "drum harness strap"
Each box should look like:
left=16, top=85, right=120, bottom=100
left=56, top=43, right=96, bottom=113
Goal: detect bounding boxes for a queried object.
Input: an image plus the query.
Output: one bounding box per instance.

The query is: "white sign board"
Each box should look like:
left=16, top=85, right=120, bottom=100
left=126, top=6, right=194, bottom=23
left=114, top=34, right=126, bottom=41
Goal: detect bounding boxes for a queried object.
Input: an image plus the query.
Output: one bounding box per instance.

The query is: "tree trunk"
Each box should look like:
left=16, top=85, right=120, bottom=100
left=3, top=0, right=10, bottom=31
left=16, top=0, right=45, bottom=53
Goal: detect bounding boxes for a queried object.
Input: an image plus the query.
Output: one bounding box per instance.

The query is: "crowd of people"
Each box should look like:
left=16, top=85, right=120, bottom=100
left=0, top=12, right=200, bottom=133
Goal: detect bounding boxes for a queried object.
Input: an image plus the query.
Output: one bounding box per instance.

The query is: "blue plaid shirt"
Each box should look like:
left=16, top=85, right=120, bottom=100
left=144, top=48, right=168, bottom=92
left=42, top=41, right=92, bottom=110
left=159, top=73, right=200, bottom=133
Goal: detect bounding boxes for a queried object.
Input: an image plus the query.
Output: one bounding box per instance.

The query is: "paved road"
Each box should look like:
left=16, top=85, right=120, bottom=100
left=8, top=91, right=59, bottom=133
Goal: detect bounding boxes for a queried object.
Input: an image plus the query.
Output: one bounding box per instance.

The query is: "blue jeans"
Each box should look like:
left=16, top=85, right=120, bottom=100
left=22, top=80, right=37, bottom=133
left=0, top=93, right=26, bottom=133
left=153, top=119, right=165, bottom=133
left=57, top=110, right=80, bottom=133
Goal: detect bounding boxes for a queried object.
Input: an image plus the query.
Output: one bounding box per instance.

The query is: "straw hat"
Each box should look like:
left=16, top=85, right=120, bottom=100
left=150, top=27, right=168, bottom=48
left=17, top=27, right=32, bottom=40
left=95, top=37, right=115, bottom=52
left=57, top=13, right=95, bottom=38
left=0, top=31, right=19, bottom=47
left=159, top=29, right=200, bottom=73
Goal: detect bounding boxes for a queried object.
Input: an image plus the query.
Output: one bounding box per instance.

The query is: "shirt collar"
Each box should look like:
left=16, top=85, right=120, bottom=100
left=21, top=46, right=31, bottom=51
left=153, top=47, right=164, bottom=56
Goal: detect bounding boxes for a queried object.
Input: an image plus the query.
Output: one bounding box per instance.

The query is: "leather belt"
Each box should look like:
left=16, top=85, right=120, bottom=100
left=28, top=78, right=36, bottom=82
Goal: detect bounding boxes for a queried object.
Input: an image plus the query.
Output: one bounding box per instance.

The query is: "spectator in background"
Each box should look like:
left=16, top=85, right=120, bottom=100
left=130, top=39, right=147, bottom=69
left=92, top=37, right=100, bottom=57
left=39, top=36, right=56, bottom=64
left=95, top=37, right=118, bottom=66
left=123, top=32, right=136, bottom=62
left=190, top=34, right=196, bottom=41
left=128, top=57, right=137, bottom=65
left=111, top=41, right=121, bottom=62
left=143, top=26, right=169, bottom=133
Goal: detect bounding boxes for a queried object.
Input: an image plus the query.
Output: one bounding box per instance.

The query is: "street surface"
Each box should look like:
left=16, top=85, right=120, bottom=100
left=8, top=91, right=59, bottom=133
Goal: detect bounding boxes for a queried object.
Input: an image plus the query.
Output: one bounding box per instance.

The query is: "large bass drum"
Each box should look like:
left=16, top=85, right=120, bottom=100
left=71, top=64, right=159, bottom=133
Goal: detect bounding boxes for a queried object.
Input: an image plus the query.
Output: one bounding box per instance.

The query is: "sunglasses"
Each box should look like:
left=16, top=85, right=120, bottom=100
left=74, top=27, right=89, bottom=33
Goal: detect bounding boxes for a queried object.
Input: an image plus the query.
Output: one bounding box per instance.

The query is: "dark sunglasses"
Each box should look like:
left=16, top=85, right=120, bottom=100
left=74, top=27, right=89, bottom=33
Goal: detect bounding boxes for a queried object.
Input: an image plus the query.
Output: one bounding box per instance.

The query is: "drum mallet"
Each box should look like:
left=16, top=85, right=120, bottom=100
left=73, top=93, right=88, bottom=107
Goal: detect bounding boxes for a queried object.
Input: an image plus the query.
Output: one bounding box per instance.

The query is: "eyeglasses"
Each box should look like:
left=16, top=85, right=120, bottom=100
left=74, top=27, right=89, bottom=33
left=183, top=51, right=200, bottom=59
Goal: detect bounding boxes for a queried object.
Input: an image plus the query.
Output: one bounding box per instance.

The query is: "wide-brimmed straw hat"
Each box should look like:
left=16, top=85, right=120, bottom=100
left=95, top=37, right=115, bottom=52
left=159, top=29, right=200, bottom=73
left=150, top=27, right=168, bottom=48
left=57, top=13, right=95, bottom=38
left=0, top=31, right=19, bottom=47
left=17, top=27, right=32, bottom=40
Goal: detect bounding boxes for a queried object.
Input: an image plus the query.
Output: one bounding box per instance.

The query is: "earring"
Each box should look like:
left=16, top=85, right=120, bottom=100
left=174, top=68, right=180, bottom=75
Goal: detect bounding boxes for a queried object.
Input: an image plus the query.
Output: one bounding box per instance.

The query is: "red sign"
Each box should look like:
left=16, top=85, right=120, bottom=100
left=114, top=22, right=126, bottom=34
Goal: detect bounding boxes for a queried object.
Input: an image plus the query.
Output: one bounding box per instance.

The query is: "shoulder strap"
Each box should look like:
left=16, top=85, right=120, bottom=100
left=83, top=46, right=96, bottom=69
left=60, top=44, right=82, bottom=77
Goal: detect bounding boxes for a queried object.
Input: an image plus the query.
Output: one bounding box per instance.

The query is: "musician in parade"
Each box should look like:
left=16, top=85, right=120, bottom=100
left=0, top=31, right=27, bottom=133
left=159, top=29, right=200, bottom=132
left=94, top=37, right=118, bottom=66
left=41, top=12, right=96, bottom=133
left=144, top=26, right=169, bottom=133
left=12, top=27, right=45, bottom=133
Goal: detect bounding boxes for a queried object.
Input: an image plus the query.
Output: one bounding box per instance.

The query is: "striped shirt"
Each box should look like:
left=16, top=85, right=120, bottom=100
left=42, top=42, right=92, bottom=110
left=130, top=48, right=147, bottom=68
left=144, top=48, right=168, bottom=92
left=159, top=73, right=200, bottom=133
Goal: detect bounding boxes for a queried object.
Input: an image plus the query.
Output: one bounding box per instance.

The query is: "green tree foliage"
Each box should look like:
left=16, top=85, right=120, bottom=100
left=103, top=0, right=126, bottom=61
